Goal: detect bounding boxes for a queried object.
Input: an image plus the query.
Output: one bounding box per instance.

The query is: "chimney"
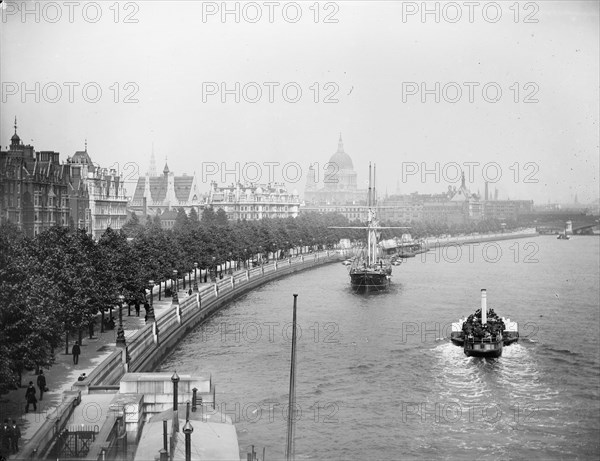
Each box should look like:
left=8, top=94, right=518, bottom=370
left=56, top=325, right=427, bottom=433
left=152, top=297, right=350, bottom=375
left=481, top=289, right=487, bottom=324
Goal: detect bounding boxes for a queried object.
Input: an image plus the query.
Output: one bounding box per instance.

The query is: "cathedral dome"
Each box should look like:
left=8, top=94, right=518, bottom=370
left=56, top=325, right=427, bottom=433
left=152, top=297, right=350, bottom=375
left=328, top=134, right=353, bottom=170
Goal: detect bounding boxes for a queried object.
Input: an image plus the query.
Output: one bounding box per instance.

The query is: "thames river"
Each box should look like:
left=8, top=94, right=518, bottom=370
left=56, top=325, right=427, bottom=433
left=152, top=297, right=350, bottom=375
left=159, top=236, right=600, bottom=460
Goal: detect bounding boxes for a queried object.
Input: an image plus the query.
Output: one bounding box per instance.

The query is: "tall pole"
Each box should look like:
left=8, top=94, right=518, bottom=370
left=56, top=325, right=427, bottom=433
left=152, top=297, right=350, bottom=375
left=172, top=371, right=180, bottom=433
left=285, top=294, right=298, bottom=461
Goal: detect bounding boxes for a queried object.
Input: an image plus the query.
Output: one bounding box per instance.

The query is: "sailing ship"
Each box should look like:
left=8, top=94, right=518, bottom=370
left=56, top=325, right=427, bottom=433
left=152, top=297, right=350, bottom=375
left=450, top=289, right=519, bottom=358
left=332, top=164, right=407, bottom=293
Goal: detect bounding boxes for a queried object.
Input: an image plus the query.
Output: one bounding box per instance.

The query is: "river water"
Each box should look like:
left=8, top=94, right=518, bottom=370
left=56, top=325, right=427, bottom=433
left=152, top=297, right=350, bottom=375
left=159, top=236, right=600, bottom=460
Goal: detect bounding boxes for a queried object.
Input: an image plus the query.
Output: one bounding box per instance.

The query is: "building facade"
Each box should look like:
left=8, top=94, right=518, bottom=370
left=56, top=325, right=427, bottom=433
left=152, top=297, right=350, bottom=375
left=207, top=181, right=300, bottom=220
left=0, top=121, right=71, bottom=236
left=130, top=162, right=204, bottom=217
left=67, top=147, right=129, bottom=239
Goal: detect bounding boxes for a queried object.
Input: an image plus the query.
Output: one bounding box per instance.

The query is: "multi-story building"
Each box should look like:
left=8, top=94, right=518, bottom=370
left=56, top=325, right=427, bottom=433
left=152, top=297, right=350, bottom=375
left=0, top=120, right=71, bottom=236
left=482, top=200, right=533, bottom=221
left=66, top=146, right=129, bottom=239
left=207, top=181, right=300, bottom=220
left=300, top=203, right=368, bottom=221
left=130, top=162, right=204, bottom=217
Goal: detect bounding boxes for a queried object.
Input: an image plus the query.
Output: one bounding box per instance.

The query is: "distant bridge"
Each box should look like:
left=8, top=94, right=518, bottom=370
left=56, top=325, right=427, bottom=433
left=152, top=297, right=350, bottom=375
left=521, top=212, right=599, bottom=234
left=573, top=222, right=600, bottom=235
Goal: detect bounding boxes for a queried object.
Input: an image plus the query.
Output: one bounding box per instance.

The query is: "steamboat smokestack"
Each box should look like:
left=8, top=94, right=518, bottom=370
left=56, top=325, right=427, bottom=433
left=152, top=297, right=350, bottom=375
left=481, top=289, right=487, bottom=324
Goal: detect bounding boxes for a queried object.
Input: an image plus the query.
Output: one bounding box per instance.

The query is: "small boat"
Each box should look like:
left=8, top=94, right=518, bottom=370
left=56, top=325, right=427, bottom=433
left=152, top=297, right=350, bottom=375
left=557, top=233, right=570, bottom=240
left=450, top=289, right=519, bottom=358
left=381, top=234, right=429, bottom=259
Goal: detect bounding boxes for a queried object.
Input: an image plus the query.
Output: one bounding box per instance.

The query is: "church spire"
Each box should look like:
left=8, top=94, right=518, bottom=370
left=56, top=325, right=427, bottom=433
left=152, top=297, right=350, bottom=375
left=14, top=116, right=17, bottom=135
left=148, top=142, right=157, bottom=176
left=337, top=133, right=344, bottom=153
left=85, top=139, right=87, bottom=152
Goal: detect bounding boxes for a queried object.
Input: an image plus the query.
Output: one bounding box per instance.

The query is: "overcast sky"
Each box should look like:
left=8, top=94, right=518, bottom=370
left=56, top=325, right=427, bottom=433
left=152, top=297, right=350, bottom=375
left=1, top=0, right=598, bottom=204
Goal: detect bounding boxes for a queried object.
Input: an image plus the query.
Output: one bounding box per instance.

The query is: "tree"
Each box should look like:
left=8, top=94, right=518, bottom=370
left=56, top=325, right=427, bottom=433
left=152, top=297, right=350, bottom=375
left=201, top=207, right=216, bottom=226
left=174, top=208, right=189, bottom=231
left=215, top=208, right=228, bottom=226
left=121, top=212, right=144, bottom=238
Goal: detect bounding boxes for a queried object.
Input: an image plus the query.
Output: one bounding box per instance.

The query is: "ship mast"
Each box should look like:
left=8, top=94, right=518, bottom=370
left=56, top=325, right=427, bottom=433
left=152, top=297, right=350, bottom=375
left=367, top=163, right=372, bottom=265
left=371, top=164, right=378, bottom=263
left=285, top=294, right=298, bottom=461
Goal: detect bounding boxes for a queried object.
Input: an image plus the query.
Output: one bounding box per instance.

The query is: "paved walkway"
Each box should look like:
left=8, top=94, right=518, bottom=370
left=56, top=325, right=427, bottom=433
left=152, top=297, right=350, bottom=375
left=0, top=278, right=220, bottom=459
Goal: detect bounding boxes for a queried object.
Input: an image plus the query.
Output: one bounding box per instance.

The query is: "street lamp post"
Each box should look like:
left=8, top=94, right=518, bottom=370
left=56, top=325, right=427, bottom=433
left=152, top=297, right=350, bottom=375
left=193, top=262, right=198, bottom=291
left=116, top=295, right=126, bottom=347
left=299, top=239, right=303, bottom=255
left=183, top=421, right=193, bottom=461
left=146, top=280, right=156, bottom=323
left=212, top=256, right=216, bottom=281
left=172, top=371, right=180, bottom=433
left=228, top=252, right=233, bottom=274
left=244, top=249, right=247, bottom=269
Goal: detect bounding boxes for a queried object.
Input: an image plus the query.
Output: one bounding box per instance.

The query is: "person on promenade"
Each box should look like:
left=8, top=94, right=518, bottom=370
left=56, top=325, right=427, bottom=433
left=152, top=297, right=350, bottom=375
left=11, top=420, right=20, bottom=454
left=188, top=288, right=192, bottom=296
left=24, top=382, right=37, bottom=413
left=37, top=370, right=47, bottom=401
left=135, top=302, right=140, bottom=317
left=1, top=419, right=11, bottom=457
left=72, top=341, right=81, bottom=365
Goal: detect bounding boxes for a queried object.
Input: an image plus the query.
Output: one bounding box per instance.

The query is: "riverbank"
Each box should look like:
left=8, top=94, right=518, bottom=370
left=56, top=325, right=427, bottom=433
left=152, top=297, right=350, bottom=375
left=4, top=250, right=342, bottom=460
left=424, top=227, right=539, bottom=248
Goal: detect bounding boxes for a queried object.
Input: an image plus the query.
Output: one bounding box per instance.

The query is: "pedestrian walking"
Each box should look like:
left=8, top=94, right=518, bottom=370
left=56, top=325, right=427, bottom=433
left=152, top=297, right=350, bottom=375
left=72, top=341, right=81, bottom=365
left=0, top=419, right=11, bottom=458
left=24, top=382, right=37, bottom=413
left=135, top=302, right=140, bottom=317
left=11, top=420, right=20, bottom=454
left=37, top=370, right=47, bottom=401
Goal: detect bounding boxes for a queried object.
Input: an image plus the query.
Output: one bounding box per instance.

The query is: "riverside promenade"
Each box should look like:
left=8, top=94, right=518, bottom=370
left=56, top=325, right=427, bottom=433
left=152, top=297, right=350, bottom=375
left=1, top=250, right=343, bottom=460
left=423, top=227, right=539, bottom=248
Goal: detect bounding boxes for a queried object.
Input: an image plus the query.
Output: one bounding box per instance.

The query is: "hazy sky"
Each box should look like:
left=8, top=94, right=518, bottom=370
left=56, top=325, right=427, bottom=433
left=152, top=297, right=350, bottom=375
left=1, top=0, right=598, bottom=204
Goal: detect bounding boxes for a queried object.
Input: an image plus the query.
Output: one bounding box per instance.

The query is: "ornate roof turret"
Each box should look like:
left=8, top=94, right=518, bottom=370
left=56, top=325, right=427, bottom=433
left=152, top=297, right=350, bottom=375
left=11, top=116, right=20, bottom=145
